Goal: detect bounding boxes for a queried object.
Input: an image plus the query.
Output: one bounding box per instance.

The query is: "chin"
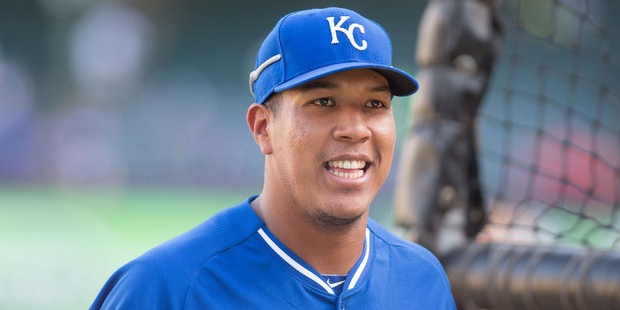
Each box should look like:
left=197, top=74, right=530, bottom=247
left=315, top=211, right=364, bottom=227
left=313, top=201, right=369, bottom=228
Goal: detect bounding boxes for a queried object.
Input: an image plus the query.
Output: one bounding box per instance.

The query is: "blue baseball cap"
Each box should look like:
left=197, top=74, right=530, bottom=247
left=249, top=7, right=419, bottom=104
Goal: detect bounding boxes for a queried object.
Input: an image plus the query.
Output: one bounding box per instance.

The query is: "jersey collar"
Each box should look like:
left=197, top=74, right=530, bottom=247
left=257, top=226, right=372, bottom=295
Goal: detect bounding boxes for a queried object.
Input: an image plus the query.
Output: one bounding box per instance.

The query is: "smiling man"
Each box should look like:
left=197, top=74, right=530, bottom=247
left=91, top=7, right=456, bottom=309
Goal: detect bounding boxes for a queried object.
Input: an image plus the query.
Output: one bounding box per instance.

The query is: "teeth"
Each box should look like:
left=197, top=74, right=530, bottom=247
left=326, top=160, right=367, bottom=179
left=328, top=169, right=364, bottom=179
left=327, top=160, right=367, bottom=169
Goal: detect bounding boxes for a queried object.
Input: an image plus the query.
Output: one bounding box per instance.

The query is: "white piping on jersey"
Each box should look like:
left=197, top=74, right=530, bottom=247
left=347, top=228, right=370, bottom=289
left=257, top=228, right=335, bottom=294
left=257, top=227, right=371, bottom=295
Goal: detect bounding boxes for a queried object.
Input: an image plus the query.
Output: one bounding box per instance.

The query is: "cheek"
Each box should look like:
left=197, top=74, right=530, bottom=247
left=372, top=117, right=396, bottom=183
left=285, top=123, right=308, bottom=150
left=282, top=123, right=317, bottom=165
left=374, top=117, right=396, bottom=153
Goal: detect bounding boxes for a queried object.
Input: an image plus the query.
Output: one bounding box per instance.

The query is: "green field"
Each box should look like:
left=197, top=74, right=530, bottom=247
left=0, top=186, right=247, bottom=310
left=3, top=186, right=614, bottom=309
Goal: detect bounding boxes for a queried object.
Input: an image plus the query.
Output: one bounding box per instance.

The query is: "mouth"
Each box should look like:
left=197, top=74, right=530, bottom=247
left=324, top=160, right=369, bottom=180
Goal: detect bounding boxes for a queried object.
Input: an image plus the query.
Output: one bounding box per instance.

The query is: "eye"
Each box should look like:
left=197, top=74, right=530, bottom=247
left=366, top=100, right=387, bottom=109
left=312, top=98, right=335, bottom=107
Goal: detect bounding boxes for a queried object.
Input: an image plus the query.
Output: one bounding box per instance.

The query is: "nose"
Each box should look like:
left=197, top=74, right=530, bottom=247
left=332, top=110, right=371, bottom=143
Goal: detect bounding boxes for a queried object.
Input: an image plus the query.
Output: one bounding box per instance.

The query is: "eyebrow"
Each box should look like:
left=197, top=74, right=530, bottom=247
left=296, top=80, right=392, bottom=94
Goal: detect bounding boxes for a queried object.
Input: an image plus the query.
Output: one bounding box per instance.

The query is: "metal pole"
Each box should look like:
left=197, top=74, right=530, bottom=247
left=442, top=243, right=620, bottom=310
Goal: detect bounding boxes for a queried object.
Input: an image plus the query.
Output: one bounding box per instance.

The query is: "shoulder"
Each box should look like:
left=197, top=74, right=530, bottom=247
left=90, top=198, right=263, bottom=309
left=367, top=219, right=456, bottom=308
left=368, top=219, right=433, bottom=255
left=147, top=198, right=263, bottom=263
left=367, top=218, right=449, bottom=279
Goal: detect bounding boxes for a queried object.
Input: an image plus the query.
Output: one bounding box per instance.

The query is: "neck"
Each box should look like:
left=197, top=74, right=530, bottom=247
left=251, top=195, right=368, bottom=275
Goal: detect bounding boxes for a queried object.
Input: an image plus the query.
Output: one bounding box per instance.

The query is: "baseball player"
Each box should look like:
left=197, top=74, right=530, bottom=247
left=91, top=7, right=456, bottom=309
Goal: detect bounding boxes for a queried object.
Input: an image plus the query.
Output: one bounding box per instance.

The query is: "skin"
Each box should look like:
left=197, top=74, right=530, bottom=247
left=246, top=69, right=396, bottom=274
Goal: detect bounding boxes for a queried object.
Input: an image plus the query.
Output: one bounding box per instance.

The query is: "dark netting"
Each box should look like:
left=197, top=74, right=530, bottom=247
left=394, top=0, right=620, bottom=308
left=477, top=0, right=620, bottom=250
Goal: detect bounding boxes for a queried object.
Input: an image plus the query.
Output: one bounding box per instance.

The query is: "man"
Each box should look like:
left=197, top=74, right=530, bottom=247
left=91, top=7, right=455, bottom=309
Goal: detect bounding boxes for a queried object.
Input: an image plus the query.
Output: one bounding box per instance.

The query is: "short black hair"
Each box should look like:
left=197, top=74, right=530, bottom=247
left=263, top=92, right=282, bottom=117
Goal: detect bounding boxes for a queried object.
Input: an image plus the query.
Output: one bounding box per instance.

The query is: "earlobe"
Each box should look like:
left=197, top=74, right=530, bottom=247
left=247, top=103, right=273, bottom=155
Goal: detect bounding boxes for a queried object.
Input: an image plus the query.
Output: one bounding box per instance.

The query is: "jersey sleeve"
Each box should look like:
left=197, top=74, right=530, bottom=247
left=89, top=258, right=187, bottom=310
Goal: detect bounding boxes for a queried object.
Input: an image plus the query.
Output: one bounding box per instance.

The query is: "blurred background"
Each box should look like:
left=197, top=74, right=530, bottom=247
left=0, top=1, right=425, bottom=309
left=0, top=0, right=618, bottom=309
left=1, top=0, right=427, bottom=191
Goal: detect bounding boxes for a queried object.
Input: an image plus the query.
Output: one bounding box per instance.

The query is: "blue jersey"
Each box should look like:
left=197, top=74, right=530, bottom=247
left=91, top=197, right=456, bottom=309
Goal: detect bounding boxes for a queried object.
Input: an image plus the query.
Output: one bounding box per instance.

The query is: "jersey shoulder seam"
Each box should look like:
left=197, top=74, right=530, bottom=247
left=181, top=222, right=262, bottom=307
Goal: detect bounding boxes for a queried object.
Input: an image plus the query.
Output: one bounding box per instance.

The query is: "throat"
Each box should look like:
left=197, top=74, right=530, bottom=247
left=297, top=227, right=366, bottom=275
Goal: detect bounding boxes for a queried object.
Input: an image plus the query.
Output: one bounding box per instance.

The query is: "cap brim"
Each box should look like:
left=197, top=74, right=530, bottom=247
left=273, top=62, right=419, bottom=97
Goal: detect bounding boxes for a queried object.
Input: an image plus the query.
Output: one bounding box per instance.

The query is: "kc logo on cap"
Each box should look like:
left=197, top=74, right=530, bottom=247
left=327, top=16, right=368, bottom=51
left=249, top=7, right=418, bottom=104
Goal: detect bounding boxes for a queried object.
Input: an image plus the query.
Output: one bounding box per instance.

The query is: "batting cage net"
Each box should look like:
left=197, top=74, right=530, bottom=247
left=395, top=0, right=620, bottom=309
left=477, top=0, right=619, bottom=252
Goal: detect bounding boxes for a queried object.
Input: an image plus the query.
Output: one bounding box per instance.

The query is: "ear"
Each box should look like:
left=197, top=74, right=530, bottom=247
left=247, top=103, right=273, bottom=155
